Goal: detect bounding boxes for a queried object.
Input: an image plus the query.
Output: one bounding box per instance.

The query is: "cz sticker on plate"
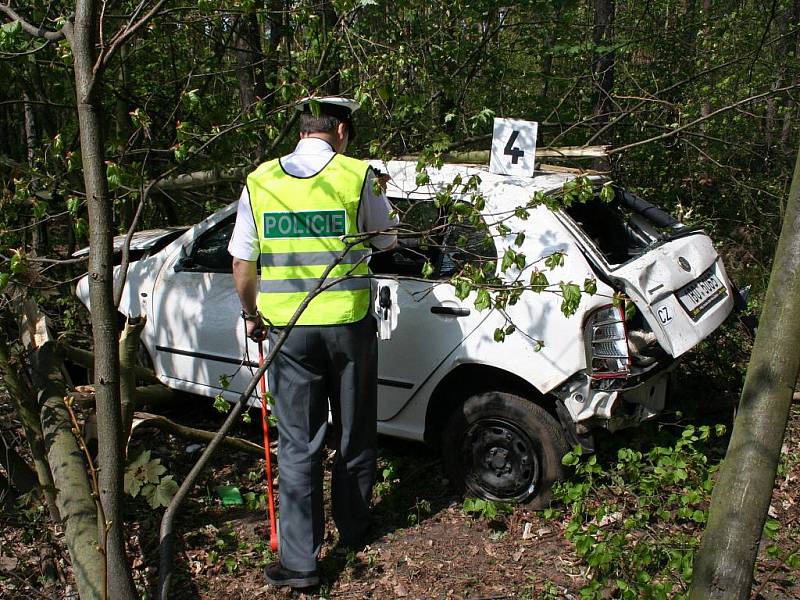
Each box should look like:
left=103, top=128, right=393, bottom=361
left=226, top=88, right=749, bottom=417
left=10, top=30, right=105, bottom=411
left=677, top=267, right=727, bottom=320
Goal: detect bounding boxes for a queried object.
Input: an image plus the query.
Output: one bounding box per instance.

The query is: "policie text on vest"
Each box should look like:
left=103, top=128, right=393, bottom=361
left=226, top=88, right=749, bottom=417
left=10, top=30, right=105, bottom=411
left=263, top=210, right=347, bottom=239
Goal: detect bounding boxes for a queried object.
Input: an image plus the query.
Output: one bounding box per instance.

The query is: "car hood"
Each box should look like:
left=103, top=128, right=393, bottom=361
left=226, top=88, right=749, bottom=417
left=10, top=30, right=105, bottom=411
left=72, top=227, right=188, bottom=258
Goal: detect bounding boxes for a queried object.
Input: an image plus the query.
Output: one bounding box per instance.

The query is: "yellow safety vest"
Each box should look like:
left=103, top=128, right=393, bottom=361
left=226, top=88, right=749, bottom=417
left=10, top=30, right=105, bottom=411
left=247, top=153, right=372, bottom=326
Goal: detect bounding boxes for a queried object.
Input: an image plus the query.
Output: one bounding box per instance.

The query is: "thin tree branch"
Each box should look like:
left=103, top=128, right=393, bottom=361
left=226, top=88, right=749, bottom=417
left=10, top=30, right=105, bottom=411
left=586, top=26, right=800, bottom=146
left=609, top=83, right=800, bottom=155
left=100, top=0, right=168, bottom=71
left=0, top=3, right=67, bottom=41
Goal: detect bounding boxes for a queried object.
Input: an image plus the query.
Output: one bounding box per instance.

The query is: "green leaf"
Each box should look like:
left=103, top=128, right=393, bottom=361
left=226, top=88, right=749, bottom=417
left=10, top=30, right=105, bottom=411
left=124, top=470, right=142, bottom=497
left=421, top=260, right=433, bottom=278
left=213, top=394, right=228, bottom=413
left=559, top=282, right=582, bottom=317
left=9, top=253, right=25, bottom=274
left=149, top=475, right=179, bottom=508
left=173, top=144, right=187, bottom=163
left=66, top=196, right=81, bottom=217
left=544, top=252, right=564, bottom=270
left=143, top=458, right=167, bottom=484
left=599, top=183, right=615, bottom=203
left=474, top=289, right=491, bottom=311
left=0, top=272, right=9, bottom=293
left=514, top=232, right=526, bottom=247
left=583, top=278, right=597, bottom=295
left=562, top=451, right=580, bottom=466
left=106, top=162, right=122, bottom=190
left=184, top=88, right=201, bottom=112
left=501, top=249, right=515, bottom=271
left=530, top=270, right=548, bottom=293
left=493, top=328, right=505, bottom=342
left=2, top=20, right=21, bottom=35
left=624, top=300, right=637, bottom=320
left=763, top=518, right=780, bottom=539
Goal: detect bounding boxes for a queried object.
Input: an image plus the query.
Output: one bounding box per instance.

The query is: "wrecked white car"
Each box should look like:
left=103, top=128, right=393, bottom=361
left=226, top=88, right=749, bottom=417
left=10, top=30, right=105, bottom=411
left=76, top=160, right=735, bottom=506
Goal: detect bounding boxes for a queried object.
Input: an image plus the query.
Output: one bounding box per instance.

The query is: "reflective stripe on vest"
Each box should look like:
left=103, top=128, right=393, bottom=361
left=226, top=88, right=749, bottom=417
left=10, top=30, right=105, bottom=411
left=259, top=249, right=370, bottom=268
left=247, top=153, right=372, bottom=326
left=260, top=276, right=371, bottom=293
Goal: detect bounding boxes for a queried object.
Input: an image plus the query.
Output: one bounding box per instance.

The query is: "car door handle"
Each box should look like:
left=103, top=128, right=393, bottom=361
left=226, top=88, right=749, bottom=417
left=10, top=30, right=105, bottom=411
left=430, top=306, right=471, bottom=317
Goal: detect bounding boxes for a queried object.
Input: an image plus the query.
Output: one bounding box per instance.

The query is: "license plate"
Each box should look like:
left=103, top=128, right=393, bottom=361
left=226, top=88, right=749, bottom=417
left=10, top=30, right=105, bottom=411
left=678, top=269, right=727, bottom=319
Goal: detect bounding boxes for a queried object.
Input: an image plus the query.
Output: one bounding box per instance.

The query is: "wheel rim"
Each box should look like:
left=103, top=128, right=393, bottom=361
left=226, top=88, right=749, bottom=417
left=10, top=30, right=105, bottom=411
left=461, top=417, right=540, bottom=503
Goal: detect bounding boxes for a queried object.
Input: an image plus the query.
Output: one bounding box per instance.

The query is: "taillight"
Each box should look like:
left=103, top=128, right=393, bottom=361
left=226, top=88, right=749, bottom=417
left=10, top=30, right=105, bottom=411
left=585, top=305, right=630, bottom=378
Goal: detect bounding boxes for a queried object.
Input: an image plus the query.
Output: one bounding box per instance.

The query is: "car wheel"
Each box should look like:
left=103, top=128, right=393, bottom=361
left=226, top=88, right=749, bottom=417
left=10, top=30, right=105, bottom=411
left=442, top=391, right=569, bottom=508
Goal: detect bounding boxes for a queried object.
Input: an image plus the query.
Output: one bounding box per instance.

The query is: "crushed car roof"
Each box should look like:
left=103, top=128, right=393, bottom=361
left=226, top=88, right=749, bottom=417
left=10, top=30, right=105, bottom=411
left=369, top=160, right=604, bottom=210
left=72, top=226, right=188, bottom=257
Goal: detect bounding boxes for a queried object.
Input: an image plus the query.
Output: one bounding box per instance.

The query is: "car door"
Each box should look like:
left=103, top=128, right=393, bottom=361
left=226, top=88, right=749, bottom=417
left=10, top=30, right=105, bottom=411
left=151, top=214, right=259, bottom=398
left=371, top=200, right=496, bottom=421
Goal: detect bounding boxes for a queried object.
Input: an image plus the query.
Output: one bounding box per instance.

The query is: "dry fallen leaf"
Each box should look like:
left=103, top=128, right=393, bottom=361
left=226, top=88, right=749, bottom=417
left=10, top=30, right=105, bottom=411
left=0, top=555, right=18, bottom=572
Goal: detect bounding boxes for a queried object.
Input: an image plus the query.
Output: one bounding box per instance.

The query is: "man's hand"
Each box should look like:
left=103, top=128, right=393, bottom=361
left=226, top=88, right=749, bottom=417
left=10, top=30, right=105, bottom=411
left=246, top=316, right=266, bottom=342
left=233, top=257, right=263, bottom=339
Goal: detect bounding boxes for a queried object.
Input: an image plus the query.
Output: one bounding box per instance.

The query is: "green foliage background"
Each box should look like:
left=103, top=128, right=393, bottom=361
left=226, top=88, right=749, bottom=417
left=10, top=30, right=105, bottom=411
left=1, top=0, right=797, bottom=301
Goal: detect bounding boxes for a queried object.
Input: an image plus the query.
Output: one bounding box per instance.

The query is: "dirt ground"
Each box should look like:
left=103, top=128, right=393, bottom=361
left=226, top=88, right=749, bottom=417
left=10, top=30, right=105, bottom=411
left=2, top=376, right=800, bottom=599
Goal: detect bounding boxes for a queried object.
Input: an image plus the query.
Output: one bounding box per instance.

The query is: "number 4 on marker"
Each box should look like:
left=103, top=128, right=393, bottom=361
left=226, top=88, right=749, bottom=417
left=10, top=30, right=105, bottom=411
left=504, top=130, right=525, bottom=164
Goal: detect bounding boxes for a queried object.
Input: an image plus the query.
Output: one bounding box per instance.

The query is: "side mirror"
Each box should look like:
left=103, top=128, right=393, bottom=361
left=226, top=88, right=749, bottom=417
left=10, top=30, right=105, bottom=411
left=174, top=247, right=195, bottom=272
left=174, top=256, right=195, bottom=272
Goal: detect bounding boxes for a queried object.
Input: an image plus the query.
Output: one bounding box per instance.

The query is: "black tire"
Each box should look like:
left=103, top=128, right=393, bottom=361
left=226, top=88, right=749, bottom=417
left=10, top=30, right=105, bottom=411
left=442, top=391, right=569, bottom=509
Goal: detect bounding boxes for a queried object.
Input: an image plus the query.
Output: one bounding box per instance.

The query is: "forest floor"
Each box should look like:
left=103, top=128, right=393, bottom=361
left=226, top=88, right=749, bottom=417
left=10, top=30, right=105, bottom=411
left=2, top=352, right=800, bottom=599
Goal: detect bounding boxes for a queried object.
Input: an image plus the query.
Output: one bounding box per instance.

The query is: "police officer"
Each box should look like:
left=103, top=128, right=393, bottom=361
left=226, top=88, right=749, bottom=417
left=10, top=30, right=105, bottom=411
left=228, top=96, right=397, bottom=588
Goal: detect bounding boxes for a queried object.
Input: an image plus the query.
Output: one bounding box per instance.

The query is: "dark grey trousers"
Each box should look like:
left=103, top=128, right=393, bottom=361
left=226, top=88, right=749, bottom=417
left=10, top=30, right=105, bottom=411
left=267, top=315, right=377, bottom=572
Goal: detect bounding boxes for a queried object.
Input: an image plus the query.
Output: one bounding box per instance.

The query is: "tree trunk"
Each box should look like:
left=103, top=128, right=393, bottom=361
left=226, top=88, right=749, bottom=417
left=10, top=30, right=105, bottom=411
left=780, top=0, right=800, bottom=153
left=541, top=3, right=562, bottom=99
left=232, top=13, right=264, bottom=113
left=0, top=332, right=60, bottom=521
left=30, top=340, right=103, bottom=600
left=319, top=0, right=340, bottom=95
left=701, top=0, right=712, bottom=120
left=690, top=142, right=800, bottom=599
left=263, top=0, right=284, bottom=112
left=592, top=0, right=615, bottom=128
left=72, top=2, right=136, bottom=598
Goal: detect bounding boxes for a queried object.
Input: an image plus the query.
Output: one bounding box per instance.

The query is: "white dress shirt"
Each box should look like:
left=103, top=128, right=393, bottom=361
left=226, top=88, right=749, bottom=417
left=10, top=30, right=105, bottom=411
left=228, top=137, right=397, bottom=260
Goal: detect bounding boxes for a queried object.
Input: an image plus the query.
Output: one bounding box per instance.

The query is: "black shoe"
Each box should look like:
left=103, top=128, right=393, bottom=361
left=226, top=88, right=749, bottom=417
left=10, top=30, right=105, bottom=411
left=263, top=561, right=319, bottom=588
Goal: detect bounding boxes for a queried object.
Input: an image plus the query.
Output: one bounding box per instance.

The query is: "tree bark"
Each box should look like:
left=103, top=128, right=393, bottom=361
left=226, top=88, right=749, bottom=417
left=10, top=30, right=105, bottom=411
left=700, top=0, right=712, bottom=120
left=0, top=332, right=60, bottom=521
left=592, top=0, right=615, bottom=128
left=72, top=1, right=137, bottom=597
left=59, top=341, right=160, bottom=385
left=690, top=142, right=800, bottom=598
left=232, top=13, right=264, bottom=114
left=131, top=412, right=267, bottom=457
left=30, top=340, right=103, bottom=600
left=119, top=316, right=146, bottom=443
left=318, top=0, right=340, bottom=95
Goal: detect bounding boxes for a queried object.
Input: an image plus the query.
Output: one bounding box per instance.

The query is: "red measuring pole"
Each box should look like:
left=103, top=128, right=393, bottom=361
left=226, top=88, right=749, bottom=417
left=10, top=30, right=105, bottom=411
left=258, top=340, right=279, bottom=552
